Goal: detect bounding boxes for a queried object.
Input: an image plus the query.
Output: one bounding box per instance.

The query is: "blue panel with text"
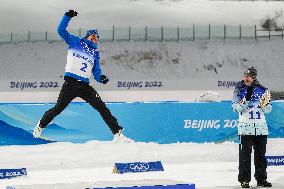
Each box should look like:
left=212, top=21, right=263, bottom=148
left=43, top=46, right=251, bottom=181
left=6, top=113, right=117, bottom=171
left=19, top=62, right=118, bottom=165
left=266, top=156, right=284, bottom=166
left=0, top=168, right=27, bottom=179
left=113, top=161, right=164, bottom=174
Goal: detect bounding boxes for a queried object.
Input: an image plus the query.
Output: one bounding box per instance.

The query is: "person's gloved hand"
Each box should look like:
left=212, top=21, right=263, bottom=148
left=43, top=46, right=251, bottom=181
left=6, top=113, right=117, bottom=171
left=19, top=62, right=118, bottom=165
left=65, top=10, right=78, bottom=18
left=100, top=75, right=109, bottom=84
left=245, top=86, right=253, bottom=101
left=259, top=90, right=271, bottom=108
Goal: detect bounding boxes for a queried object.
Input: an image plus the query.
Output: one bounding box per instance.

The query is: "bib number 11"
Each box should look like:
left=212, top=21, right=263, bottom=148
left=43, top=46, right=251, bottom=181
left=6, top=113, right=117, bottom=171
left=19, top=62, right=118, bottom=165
left=249, top=111, right=261, bottom=120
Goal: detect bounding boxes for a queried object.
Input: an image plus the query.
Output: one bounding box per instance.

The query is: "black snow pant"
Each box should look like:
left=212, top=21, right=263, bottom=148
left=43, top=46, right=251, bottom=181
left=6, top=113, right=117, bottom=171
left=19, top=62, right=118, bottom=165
left=39, top=76, right=123, bottom=135
left=238, top=135, right=268, bottom=183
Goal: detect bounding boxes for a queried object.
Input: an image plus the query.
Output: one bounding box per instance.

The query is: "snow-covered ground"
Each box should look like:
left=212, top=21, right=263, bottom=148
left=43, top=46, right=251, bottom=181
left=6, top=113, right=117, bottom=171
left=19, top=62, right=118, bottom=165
left=0, top=90, right=233, bottom=103
left=0, top=0, right=283, bottom=33
left=0, top=139, right=284, bottom=189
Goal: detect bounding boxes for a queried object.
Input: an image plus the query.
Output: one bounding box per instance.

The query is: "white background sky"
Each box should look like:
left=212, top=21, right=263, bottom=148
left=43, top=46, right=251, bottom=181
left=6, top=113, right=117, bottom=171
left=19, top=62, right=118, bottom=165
left=0, top=0, right=283, bottom=33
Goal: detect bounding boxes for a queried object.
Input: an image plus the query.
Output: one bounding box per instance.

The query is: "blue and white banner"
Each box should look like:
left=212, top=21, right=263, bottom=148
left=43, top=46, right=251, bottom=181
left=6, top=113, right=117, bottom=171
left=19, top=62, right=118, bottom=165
left=113, top=161, right=164, bottom=174
left=266, top=156, right=284, bottom=166
left=0, top=101, right=283, bottom=145
left=0, top=168, right=27, bottom=179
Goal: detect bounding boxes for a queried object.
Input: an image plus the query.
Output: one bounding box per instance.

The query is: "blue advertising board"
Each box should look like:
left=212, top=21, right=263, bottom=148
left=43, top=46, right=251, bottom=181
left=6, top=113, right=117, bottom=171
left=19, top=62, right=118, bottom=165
left=266, top=156, right=284, bottom=166
left=0, top=101, right=283, bottom=145
left=113, top=161, right=164, bottom=174
left=92, top=184, right=195, bottom=189
left=0, top=168, right=27, bottom=179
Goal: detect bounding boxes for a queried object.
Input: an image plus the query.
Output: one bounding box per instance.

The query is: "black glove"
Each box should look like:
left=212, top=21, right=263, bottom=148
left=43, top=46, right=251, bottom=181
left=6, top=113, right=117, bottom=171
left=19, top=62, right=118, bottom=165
left=245, top=86, right=253, bottom=101
left=65, top=10, right=78, bottom=18
left=100, top=75, right=109, bottom=84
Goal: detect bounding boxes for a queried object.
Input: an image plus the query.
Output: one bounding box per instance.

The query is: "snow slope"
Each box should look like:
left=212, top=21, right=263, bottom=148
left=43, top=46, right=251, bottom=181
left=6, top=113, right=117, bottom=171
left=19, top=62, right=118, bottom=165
left=0, top=139, right=284, bottom=189
left=0, top=39, right=283, bottom=102
left=0, top=40, right=283, bottom=91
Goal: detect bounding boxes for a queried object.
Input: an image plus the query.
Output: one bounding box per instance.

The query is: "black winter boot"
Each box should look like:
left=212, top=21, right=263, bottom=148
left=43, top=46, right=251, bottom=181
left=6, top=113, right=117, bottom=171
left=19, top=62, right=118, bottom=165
left=257, top=180, right=272, bottom=187
left=241, top=181, right=250, bottom=188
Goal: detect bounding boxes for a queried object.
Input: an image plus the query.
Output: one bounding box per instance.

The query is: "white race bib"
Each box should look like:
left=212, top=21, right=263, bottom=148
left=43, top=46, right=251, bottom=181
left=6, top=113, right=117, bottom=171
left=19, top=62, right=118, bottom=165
left=65, top=49, right=95, bottom=80
left=239, top=106, right=266, bottom=124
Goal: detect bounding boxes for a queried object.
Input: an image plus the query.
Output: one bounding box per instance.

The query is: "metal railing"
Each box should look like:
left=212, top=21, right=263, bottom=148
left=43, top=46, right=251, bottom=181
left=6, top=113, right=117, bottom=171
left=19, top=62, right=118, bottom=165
left=0, top=25, right=283, bottom=44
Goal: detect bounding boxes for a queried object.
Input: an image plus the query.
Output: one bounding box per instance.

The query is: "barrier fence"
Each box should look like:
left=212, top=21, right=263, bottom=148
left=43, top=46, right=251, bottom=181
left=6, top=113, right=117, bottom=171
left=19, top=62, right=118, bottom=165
left=0, top=25, right=283, bottom=44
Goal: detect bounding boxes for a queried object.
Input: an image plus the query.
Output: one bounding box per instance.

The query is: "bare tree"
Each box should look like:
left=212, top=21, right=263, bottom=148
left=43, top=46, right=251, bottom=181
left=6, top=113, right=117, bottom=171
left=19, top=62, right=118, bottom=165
left=260, top=9, right=283, bottom=30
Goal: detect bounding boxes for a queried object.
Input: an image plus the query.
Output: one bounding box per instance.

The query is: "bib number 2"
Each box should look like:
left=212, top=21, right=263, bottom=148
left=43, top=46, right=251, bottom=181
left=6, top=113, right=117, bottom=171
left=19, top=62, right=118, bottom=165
left=249, top=111, right=261, bottom=120
left=80, top=63, right=88, bottom=72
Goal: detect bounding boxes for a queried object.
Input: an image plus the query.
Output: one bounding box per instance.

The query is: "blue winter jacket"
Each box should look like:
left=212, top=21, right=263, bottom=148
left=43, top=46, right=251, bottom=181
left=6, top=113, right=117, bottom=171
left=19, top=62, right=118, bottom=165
left=57, top=14, right=102, bottom=83
left=232, top=80, right=272, bottom=135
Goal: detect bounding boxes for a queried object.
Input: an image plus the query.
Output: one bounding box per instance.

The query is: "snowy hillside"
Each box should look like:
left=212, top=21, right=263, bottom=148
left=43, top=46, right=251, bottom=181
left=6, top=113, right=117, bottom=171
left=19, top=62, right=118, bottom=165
left=0, top=139, right=284, bottom=189
left=0, top=40, right=283, bottom=92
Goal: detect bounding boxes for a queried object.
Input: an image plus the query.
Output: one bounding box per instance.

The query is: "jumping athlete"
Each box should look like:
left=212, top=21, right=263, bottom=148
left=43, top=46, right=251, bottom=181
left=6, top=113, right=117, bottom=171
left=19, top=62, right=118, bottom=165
left=33, top=10, right=133, bottom=143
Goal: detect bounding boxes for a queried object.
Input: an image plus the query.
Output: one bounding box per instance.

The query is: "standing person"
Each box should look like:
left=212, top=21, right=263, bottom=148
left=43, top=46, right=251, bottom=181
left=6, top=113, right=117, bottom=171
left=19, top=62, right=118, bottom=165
left=33, top=10, right=133, bottom=143
left=232, top=67, right=272, bottom=188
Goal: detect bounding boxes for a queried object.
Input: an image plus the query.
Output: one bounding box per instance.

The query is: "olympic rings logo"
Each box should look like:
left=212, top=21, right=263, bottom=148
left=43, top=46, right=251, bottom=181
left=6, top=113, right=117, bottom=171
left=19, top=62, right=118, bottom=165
left=129, top=163, right=150, bottom=172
